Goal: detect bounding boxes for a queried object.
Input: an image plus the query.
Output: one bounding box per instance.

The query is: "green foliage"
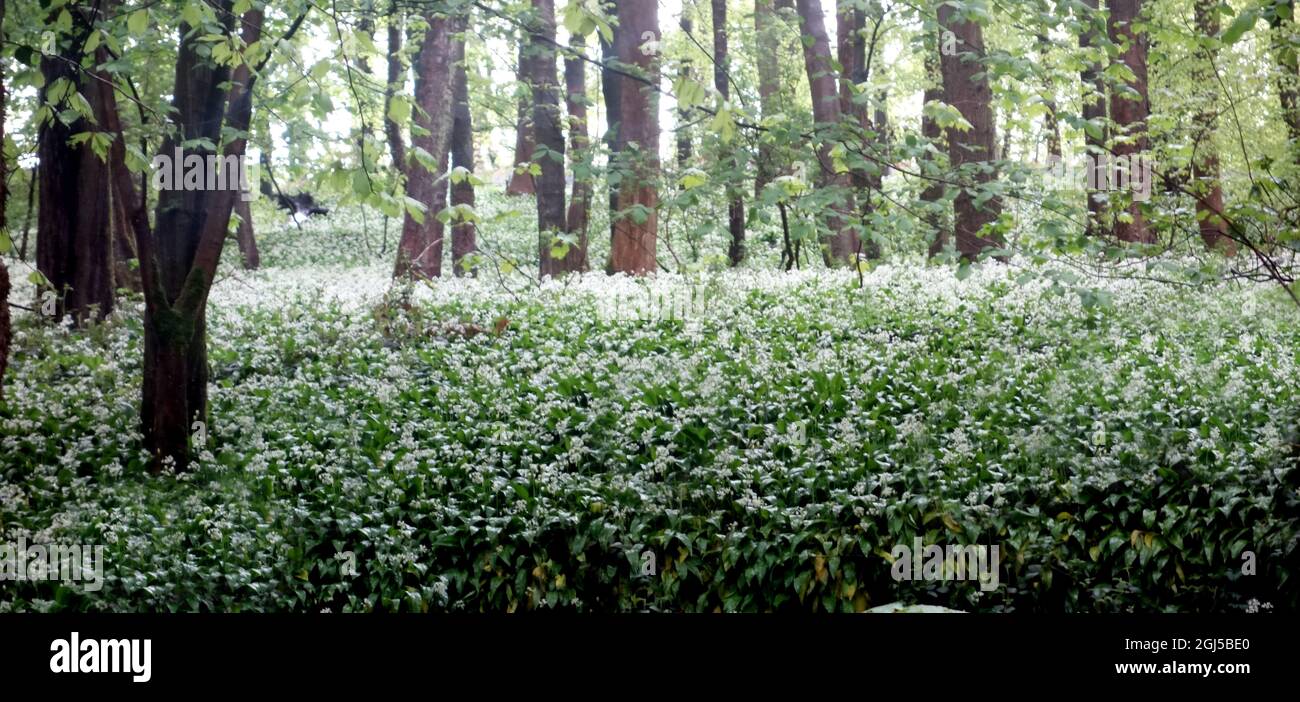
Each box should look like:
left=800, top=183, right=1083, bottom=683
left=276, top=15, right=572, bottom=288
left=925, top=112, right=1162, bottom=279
left=1, top=248, right=1295, bottom=612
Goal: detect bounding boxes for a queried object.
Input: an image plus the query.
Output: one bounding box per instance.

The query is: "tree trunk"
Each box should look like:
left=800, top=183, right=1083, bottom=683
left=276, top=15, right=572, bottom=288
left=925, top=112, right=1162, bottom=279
left=506, top=41, right=537, bottom=196
left=0, top=0, right=8, bottom=398
left=235, top=197, right=261, bottom=269
left=754, top=0, right=798, bottom=199
left=0, top=260, right=8, bottom=401
left=36, top=6, right=115, bottom=323
left=922, top=35, right=951, bottom=256
left=937, top=2, right=1004, bottom=259
left=564, top=35, right=591, bottom=270
left=532, top=0, right=577, bottom=277
left=145, top=11, right=234, bottom=464
left=676, top=16, right=694, bottom=168
left=385, top=1, right=407, bottom=175
left=450, top=23, right=479, bottom=277
left=1035, top=34, right=1062, bottom=159
left=1271, top=2, right=1300, bottom=158
left=713, top=0, right=746, bottom=266
left=112, top=179, right=142, bottom=291
left=601, top=26, right=624, bottom=271
left=121, top=5, right=262, bottom=470
left=1079, top=0, right=1107, bottom=236
left=1107, top=0, right=1153, bottom=243
left=794, top=0, right=859, bottom=266
left=609, top=0, right=659, bottom=275
left=837, top=1, right=882, bottom=260
left=755, top=0, right=781, bottom=196
left=1191, top=0, right=1234, bottom=254
left=395, top=16, right=455, bottom=279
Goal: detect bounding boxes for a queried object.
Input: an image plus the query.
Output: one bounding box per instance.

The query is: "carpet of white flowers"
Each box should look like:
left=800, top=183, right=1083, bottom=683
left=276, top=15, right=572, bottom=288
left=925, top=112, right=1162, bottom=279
left=2, top=201, right=1298, bottom=612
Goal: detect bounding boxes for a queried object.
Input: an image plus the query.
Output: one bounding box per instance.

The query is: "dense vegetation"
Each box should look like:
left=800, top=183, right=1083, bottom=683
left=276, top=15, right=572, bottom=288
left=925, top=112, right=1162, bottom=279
left=2, top=204, right=1297, bottom=612
left=1, top=0, right=1298, bottom=612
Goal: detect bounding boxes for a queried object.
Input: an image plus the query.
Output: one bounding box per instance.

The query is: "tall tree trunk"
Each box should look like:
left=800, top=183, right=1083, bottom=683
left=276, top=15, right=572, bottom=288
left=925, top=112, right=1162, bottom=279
left=450, top=23, right=479, bottom=276
left=564, top=35, right=591, bottom=269
left=713, top=0, right=746, bottom=266
left=755, top=0, right=781, bottom=196
left=0, top=259, right=7, bottom=400
left=0, top=0, right=9, bottom=398
left=937, top=2, right=1004, bottom=259
left=506, top=41, right=537, bottom=196
left=36, top=5, right=115, bottom=323
left=1270, top=2, right=1300, bottom=166
left=385, top=1, right=407, bottom=175
left=922, top=36, right=951, bottom=255
left=114, top=5, right=261, bottom=470
left=234, top=197, right=261, bottom=269
left=1191, top=0, right=1233, bottom=254
left=1079, top=0, right=1107, bottom=236
left=754, top=0, right=798, bottom=199
left=395, top=16, right=455, bottom=279
left=146, top=8, right=235, bottom=467
left=532, top=0, right=576, bottom=277
left=1106, top=0, right=1152, bottom=243
left=609, top=0, right=659, bottom=275
left=837, top=1, right=883, bottom=260
left=112, top=180, right=142, bottom=291
left=1035, top=34, right=1062, bottom=159
left=676, top=16, right=694, bottom=168
left=794, top=0, right=859, bottom=266
left=601, top=24, right=624, bottom=270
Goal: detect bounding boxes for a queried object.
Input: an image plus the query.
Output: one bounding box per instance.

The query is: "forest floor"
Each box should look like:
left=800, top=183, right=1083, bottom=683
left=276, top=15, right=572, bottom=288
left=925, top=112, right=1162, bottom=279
left=1, top=194, right=1298, bottom=612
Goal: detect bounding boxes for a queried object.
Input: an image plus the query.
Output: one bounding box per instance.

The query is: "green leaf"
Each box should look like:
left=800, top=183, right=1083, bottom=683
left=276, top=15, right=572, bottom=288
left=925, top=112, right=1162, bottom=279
left=1221, top=10, right=1257, bottom=45
left=388, top=96, right=412, bottom=126
left=128, top=9, right=149, bottom=36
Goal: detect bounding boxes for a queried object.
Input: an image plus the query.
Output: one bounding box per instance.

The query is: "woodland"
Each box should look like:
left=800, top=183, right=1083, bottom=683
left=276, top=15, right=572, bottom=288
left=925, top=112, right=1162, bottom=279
left=0, top=0, right=1297, bottom=612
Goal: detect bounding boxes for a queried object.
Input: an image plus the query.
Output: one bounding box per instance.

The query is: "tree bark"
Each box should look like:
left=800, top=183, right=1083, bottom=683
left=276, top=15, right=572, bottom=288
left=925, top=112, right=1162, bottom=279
left=112, top=178, right=142, bottom=290
left=676, top=16, right=694, bottom=167
left=0, top=260, right=8, bottom=401
left=564, top=35, right=591, bottom=270
left=755, top=0, right=781, bottom=196
left=1035, top=34, right=1061, bottom=159
left=1191, top=0, right=1234, bottom=254
left=1271, top=2, right=1300, bottom=155
left=395, top=16, right=455, bottom=279
left=922, top=35, right=950, bottom=255
left=532, top=0, right=577, bottom=277
left=107, top=4, right=261, bottom=470
left=145, top=8, right=236, bottom=466
left=234, top=197, right=261, bottom=269
left=937, top=2, right=1004, bottom=259
left=713, top=0, right=746, bottom=266
left=754, top=0, right=798, bottom=198
left=385, top=1, right=407, bottom=175
left=1107, top=0, right=1153, bottom=243
left=0, top=0, right=9, bottom=398
left=794, top=0, right=859, bottom=266
left=1079, top=0, right=1107, bottom=237
left=506, top=41, right=537, bottom=196
left=609, top=0, right=659, bottom=275
left=837, top=1, right=882, bottom=260
left=36, top=5, right=115, bottom=323
left=450, top=23, right=479, bottom=276
left=601, top=24, right=624, bottom=270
